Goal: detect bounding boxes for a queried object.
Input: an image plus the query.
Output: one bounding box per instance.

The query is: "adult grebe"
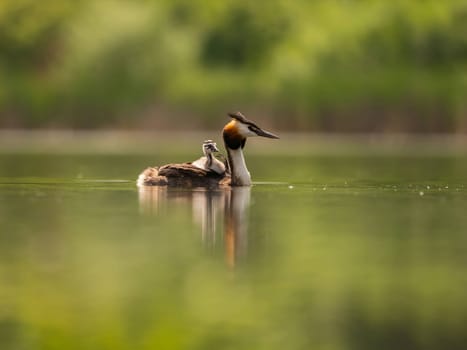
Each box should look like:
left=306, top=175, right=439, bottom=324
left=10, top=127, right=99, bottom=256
left=137, top=112, right=279, bottom=187
left=191, top=140, right=227, bottom=175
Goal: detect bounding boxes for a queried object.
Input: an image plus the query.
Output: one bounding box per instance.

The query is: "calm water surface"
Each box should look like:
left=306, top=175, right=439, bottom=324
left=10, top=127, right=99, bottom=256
left=1, top=152, right=467, bottom=350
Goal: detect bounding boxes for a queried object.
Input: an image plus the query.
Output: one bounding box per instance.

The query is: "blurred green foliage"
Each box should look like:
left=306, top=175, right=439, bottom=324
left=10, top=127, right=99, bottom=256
left=0, top=0, right=466, bottom=131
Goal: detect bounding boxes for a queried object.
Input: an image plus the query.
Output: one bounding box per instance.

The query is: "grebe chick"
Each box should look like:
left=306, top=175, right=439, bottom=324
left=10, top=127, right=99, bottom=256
left=191, top=140, right=226, bottom=175
left=137, top=112, right=279, bottom=187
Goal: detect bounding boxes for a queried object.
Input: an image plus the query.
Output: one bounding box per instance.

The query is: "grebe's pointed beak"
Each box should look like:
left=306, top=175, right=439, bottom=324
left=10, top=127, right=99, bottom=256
left=255, top=128, right=279, bottom=139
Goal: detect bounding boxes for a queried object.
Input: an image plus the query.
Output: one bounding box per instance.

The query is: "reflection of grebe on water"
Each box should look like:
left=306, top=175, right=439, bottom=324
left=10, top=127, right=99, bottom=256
left=138, top=186, right=250, bottom=267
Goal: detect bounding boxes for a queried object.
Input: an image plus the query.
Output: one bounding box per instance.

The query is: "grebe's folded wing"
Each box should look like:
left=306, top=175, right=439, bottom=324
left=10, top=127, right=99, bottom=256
left=158, top=163, right=227, bottom=187
left=158, top=163, right=211, bottom=178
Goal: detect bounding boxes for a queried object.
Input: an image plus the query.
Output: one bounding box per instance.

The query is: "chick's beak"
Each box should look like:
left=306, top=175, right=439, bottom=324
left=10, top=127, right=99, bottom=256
left=256, top=128, right=279, bottom=139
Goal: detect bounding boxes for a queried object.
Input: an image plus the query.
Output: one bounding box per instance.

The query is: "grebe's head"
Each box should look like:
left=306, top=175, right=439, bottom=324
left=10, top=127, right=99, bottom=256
left=223, top=112, right=279, bottom=149
left=202, top=140, right=220, bottom=155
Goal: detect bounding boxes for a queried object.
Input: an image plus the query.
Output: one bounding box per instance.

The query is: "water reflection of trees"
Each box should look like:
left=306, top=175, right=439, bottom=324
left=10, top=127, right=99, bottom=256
left=138, top=186, right=250, bottom=267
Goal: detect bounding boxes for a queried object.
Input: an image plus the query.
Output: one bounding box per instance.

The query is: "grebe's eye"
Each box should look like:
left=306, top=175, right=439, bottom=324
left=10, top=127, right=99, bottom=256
left=248, top=125, right=259, bottom=134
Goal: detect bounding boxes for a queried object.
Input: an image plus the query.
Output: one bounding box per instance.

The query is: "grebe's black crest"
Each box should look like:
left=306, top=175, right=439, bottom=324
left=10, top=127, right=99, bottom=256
left=228, top=112, right=254, bottom=125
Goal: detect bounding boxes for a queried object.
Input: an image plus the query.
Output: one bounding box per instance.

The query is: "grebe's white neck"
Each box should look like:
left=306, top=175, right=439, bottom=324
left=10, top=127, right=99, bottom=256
left=226, top=146, right=251, bottom=186
left=205, top=153, right=213, bottom=168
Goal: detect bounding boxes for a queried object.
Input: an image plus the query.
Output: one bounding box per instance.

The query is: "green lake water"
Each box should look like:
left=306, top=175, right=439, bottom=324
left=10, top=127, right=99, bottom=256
left=1, top=150, right=467, bottom=350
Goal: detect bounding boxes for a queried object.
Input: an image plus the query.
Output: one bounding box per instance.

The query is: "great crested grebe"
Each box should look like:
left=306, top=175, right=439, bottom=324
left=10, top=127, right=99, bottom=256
left=137, top=112, right=279, bottom=187
left=191, top=140, right=227, bottom=175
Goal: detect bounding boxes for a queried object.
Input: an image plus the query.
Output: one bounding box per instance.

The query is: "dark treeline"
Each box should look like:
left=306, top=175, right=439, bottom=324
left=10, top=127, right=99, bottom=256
left=1, top=0, right=466, bottom=132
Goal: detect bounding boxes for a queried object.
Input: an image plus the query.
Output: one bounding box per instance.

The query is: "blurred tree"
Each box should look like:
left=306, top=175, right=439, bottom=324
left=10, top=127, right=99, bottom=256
left=0, top=0, right=75, bottom=68
left=201, top=4, right=288, bottom=68
left=0, top=0, right=466, bottom=131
